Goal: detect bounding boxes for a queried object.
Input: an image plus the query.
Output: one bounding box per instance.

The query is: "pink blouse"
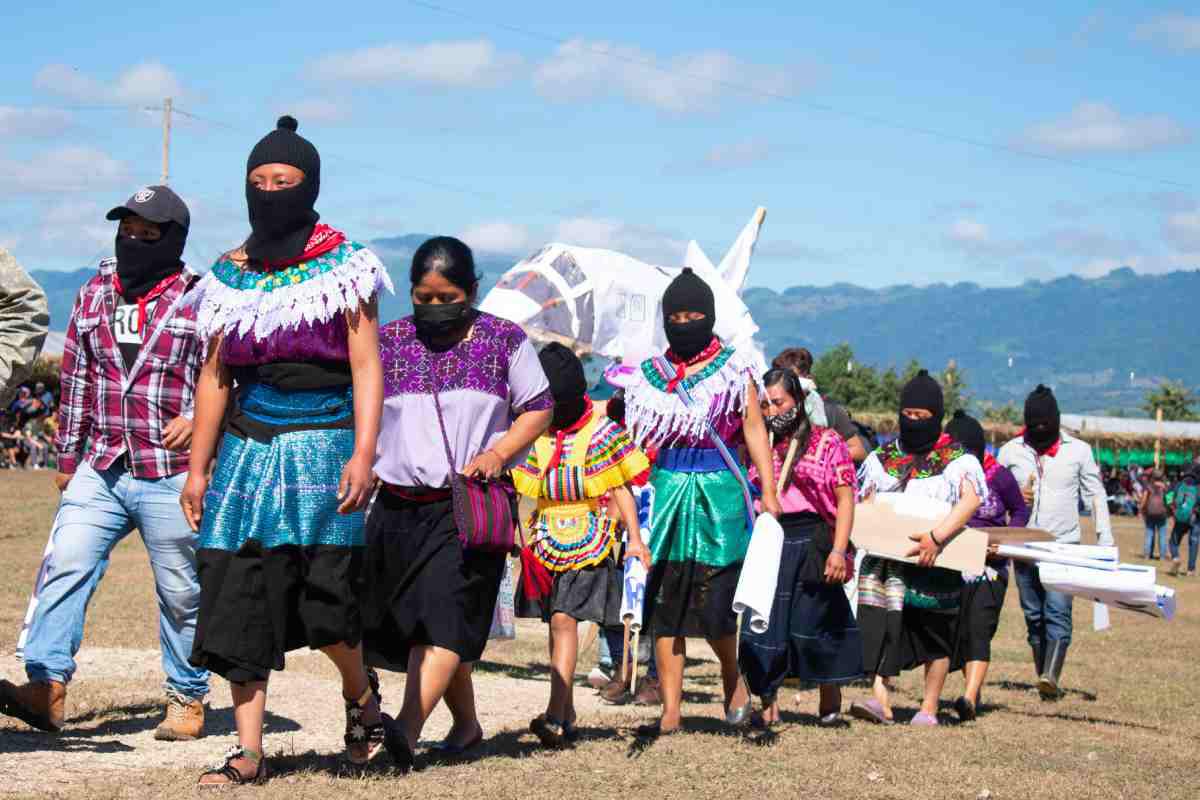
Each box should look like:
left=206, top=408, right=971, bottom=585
left=749, top=426, right=856, bottom=525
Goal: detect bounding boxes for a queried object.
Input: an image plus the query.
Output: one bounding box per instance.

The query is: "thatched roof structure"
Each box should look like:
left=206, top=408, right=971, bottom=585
left=849, top=410, right=1200, bottom=453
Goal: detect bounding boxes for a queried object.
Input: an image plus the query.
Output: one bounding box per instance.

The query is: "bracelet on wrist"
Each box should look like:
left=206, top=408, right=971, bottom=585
left=831, top=548, right=847, bottom=557
left=929, top=530, right=942, bottom=547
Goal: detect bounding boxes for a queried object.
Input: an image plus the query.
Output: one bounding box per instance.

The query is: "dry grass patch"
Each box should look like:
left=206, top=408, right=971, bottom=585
left=1, top=470, right=1198, bottom=799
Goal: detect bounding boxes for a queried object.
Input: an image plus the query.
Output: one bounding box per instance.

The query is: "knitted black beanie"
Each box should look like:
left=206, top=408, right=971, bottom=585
left=1024, top=384, right=1060, bottom=428
left=538, top=342, right=587, bottom=400
left=246, top=116, right=321, bottom=195
left=945, top=409, right=985, bottom=461
left=662, top=267, right=715, bottom=319
left=900, top=369, right=944, bottom=417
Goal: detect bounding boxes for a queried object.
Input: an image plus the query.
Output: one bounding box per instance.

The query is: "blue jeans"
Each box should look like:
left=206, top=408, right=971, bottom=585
left=1143, top=518, right=1169, bottom=558
left=1169, top=521, right=1200, bottom=571
left=22, top=461, right=209, bottom=699
left=1013, top=560, right=1074, bottom=648
left=602, top=626, right=658, bottom=679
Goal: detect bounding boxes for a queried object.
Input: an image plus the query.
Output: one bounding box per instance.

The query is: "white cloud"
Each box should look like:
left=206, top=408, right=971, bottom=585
left=34, top=61, right=185, bottom=105
left=1021, top=102, right=1190, bottom=154
left=553, top=217, right=686, bottom=263
left=534, top=38, right=812, bottom=114
left=0, top=146, right=128, bottom=193
left=36, top=200, right=112, bottom=251
left=280, top=98, right=351, bottom=125
left=0, top=106, right=72, bottom=138
left=308, top=40, right=523, bottom=88
left=459, top=221, right=532, bottom=254
left=1165, top=210, right=1200, bottom=252
left=695, top=139, right=771, bottom=171
left=947, top=218, right=991, bottom=246
left=1135, top=13, right=1200, bottom=52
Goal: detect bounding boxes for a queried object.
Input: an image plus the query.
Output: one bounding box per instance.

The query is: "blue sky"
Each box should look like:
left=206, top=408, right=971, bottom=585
left=0, top=1, right=1197, bottom=289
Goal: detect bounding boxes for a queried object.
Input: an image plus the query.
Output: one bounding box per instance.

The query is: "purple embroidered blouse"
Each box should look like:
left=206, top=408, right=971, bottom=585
left=374, top=312, right=552, bottom=488
left=221, top=317, right=348, bottom=366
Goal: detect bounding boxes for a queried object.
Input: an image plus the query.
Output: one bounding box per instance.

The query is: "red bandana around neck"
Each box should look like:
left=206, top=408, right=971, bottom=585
left=260, top=223, right=346, bottom=271
left=541, top=396, right=594, bottom=476
left=111, top=271, right=180, bottom=339
left=663, top=337, right=721, bottom=393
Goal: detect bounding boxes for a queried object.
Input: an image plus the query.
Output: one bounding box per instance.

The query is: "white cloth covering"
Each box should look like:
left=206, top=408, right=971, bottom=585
left=620, top=558, right=648, bottom=632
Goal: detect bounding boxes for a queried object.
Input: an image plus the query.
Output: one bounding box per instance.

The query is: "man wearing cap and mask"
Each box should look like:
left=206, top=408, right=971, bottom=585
left=998, top=384, right=1112, bottom=701
left=0, top=186, right=210, bottom=740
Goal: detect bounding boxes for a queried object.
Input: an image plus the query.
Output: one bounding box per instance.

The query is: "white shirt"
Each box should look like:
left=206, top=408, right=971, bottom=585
left=997, top=431, right=1113, bottom=546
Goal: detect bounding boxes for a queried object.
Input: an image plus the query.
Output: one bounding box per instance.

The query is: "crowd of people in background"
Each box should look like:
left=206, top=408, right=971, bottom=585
left=2, top=381, right=58, bottom=470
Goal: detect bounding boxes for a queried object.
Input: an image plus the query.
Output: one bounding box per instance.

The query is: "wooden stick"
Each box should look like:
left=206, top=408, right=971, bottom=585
left=620, top=619, right=632, bottom=687
left=630, top=629, right=640, bottom=697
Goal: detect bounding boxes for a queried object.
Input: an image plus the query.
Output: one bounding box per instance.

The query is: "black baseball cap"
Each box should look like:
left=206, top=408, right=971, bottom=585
left=106, top=185, right=190, bottom=230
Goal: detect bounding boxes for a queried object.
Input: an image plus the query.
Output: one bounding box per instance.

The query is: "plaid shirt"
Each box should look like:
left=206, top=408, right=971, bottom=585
left=55, top=258, right=203, bottom=479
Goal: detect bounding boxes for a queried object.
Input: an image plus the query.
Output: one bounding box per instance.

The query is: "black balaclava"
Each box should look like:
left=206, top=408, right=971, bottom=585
left=539, top=343, right=589, bottom=430
left=1024, top=384, right=1061, bottom=453
left=115, top=221, right=186, bottom=301
left=898, top=369, right=944, bottom=455
left=661, top=267, right=716, bottom=361
left=244, top=116, right=321, bottom=269
left=945, top=409, right=985, bottom=463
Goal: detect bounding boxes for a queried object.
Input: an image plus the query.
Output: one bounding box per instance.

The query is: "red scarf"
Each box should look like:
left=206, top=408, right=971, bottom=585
left=540, top=397, right=594, bottom=476
left=111, top=271, right=180, bottom=340
left=260, top=223, right=346, bottom=271
left=663, top=337, right=721, bottom=393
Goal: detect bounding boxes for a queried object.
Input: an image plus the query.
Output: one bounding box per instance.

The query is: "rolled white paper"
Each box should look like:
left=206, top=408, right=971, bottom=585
left=732, top=514, right=784, bottom=634
left=621, top=558, right=648, bottom=632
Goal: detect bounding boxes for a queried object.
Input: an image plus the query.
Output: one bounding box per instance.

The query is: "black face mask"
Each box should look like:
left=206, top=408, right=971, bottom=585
left=114, top=223, right=186, bottom=301
left=664, top=317, right=714, bottom=361
left=766, top=406, right=802, bottom=438
left=244, top=182, right=319, bottom=268
left=413, top=301, right=472, bottom=339
left=551, top=397, right=589, bottom=431
left=899, top=413, right=943, bottom=455
left=1026, top=422, right=1060, bottom=452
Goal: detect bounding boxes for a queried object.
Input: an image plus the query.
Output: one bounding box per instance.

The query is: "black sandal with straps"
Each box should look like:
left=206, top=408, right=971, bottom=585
left=343, top=680, right=387, bottom=766
left=198, top=745, right=269, bottom=787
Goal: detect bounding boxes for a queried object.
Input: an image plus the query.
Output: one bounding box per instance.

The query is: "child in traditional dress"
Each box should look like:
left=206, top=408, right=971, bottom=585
left=514, top=344, right=650, bottom=746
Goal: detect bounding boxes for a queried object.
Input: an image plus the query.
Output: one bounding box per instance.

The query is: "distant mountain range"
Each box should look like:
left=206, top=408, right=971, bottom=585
left=29, top=238, right=1198, bottom=414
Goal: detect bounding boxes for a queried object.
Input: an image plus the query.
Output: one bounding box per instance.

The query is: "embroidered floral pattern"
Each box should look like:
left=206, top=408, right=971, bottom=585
left=876, top=433, right=965, bottom=480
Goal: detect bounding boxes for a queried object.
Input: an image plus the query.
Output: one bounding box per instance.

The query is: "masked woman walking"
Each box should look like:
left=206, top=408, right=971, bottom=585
left=623, top=268, right=781, bottom=736
left=181, top=117, right=391, bottom=784
left=362, top=236, right=552, bottom=768
left=740, top=369, right=863, bottom=728
left=849, top=370, right=984, bottom=727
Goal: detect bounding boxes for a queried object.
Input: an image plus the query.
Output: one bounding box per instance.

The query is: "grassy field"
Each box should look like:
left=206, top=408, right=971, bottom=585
left=1, top=469, right=1198, bottom=799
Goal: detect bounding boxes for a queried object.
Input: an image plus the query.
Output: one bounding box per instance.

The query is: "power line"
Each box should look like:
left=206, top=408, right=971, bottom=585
left=402, top=0, right=1193, bottom=191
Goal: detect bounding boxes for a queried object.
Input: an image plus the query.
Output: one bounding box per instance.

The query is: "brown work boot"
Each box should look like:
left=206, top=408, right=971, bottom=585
left=599, top=677, right=631, bottom=705
left=0, top=678, right=65, bottom=732
left=155, top=689, right=206, bottom=741
left=633, top=676, right=662, bottom=706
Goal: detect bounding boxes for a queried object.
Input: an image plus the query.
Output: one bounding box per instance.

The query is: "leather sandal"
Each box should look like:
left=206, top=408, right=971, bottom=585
left=381, top=713, right=414, bottom=772
left=198, top=745, right=268, bottom=787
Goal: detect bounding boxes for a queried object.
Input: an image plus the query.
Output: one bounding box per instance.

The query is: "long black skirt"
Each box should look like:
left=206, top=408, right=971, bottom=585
left=951, top=575, right=1008, bottom=670
left=739, top=514, right=863, bottom=697
left=190, top=544, right=363, bottom=684
left=515, top=557, right=623, bottom=626
left=361, top=492, right=506, bottom=670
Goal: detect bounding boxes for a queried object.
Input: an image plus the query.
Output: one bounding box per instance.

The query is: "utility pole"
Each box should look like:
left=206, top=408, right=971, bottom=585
left=161, top=97, right=172, bottom=185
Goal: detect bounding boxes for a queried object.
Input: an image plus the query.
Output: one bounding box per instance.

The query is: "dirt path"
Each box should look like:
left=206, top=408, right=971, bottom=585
left=0, top=639, right=660, bottom=795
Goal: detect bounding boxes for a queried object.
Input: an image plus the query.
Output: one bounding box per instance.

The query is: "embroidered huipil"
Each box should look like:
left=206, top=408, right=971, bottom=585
left=749, top=426, right=856, bottom=525
left=513, top=407, right=650, bottom=572
left=856, top=434, right=988, bottom=609
left=55, top=258, right=201, bottom=478
left=374, top=312, right=552, bottom=488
